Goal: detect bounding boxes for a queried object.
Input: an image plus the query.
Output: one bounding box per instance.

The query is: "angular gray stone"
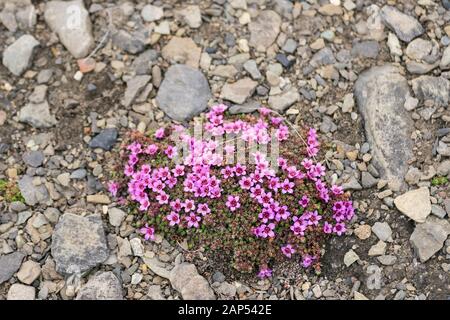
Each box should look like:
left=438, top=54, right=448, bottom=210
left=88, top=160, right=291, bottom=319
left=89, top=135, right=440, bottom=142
left=170, top=263, right=215, bottom=300
left=310, top=47, right=336, bottom=68
left=351, top=40, right=380, bottom=59
left=243, top=60, right=262, bottom=80
left=156, top=64, right=211, bottom=122
left=18, top=100, right=57, bottom=128
left=410, top=216, right=450, bottom=262
left=229, top=101, right=261, bottom=115
left=411, top=76, right=450, bottom=107
left=88, top=128, right=118, bottom=151
left=22, top=151, right=44, bottom=168
left=108, top=208, right=126, bottom=227
left=0, top=252, right=25, bottom=284
left=361, top=171, right=378, bottom=189
left=51, top=213, right=109, bottom=275
left=2, top=34, right=39, bottom=76
left=141, top=4, right=163, bottom=22
left=122, top=75, right=151, bottom=107
left=220, top=78, right=258, bottom=104
left=175, top=5, right=202, bottom=29
left=18, top=175, right=49, bottom=206
left=44, top=0, right=94, bottom=58
left=268, top=88, right=300, bottom=112
left=380, top=5, right=424, bottom=43
left=394, top=187, right=431, bottom=223
left=249, top=10, right=281, bottom=50
left=76, top=271, right=123, bottom=300
left=112, top=29, right=145, bottom=55
left=372, top=222, right=393, bottom=242
left=354, top=65, right=414, bottom=186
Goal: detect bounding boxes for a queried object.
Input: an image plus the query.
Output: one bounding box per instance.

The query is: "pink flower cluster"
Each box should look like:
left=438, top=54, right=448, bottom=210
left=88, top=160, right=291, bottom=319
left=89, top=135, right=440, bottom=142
left=110, top=103, right=354, bottom=277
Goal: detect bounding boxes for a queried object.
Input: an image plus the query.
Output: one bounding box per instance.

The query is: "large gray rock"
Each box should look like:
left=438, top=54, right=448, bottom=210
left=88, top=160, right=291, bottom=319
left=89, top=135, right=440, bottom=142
left=410, top=217, right=450, bottom=262
left=44, top=0, right=94, bottom=58
left=170, top=263, right=215, bottom=300
left=76, top=271, right=123, bottom=300
left=380, top=5, right=424, bottom=43
left=51, top=213, right=109, bottom=275
left=18, top=175, right=50, bottom=206
left=411, top=76, right=450, bottom=107
left=18, top=100, right=57, bottom=128
left=2, top=34, right=39, bottom=76
left=249, top=10, right=281, bottom=50
left=354, top=65, right=414, bottom=187
left=156, top=64, right=211, bottom=122
left=0, top=252, right=25, bottom=284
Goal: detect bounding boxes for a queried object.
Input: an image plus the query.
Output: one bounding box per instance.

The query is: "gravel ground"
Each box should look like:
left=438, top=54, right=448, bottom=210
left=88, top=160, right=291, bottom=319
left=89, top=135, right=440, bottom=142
left=0, top=0, right=449, bottom=300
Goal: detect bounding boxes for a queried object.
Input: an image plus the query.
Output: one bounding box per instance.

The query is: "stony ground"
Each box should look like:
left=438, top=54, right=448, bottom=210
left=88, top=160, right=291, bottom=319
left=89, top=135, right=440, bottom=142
left=1, top=0, right=450, bottom=301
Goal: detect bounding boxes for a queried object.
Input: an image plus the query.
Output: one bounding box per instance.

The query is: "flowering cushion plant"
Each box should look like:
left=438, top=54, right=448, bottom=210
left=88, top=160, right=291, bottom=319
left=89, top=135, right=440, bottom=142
left=108, top=104, right=354, bottom=278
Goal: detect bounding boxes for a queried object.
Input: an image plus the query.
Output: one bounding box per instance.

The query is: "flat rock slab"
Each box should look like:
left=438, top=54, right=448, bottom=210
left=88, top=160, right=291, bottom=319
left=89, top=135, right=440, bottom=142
left=7, top=284, right=35, bottom=300
left=220, top=78, right=258, bottom=104
left=51, top=213, right=109, bottom=275
left=0, top=252, right=25, bottom=284
left=380, top=5, right=424, bottom=43
left=170, top=263, right=216, bottom=300
left=44, top=0, right=94, bottom=58
left=18, top=100, right=57, bottom=128
left=249, top=10, right=281, bottom=50
left=411, top=76, right=450, bottom=107
left=161, top=37, right=201, bottom=69
left=410, top=217, right=450, bottom=262
left=354, top=65, right=414, bottom=187
left=156, top=64, right=211, bottom=122
left=394, top=187, right=431, bottom=223
left=76, top=271, right=123, bottom=300
left=2, top=34, right=39, bottom=76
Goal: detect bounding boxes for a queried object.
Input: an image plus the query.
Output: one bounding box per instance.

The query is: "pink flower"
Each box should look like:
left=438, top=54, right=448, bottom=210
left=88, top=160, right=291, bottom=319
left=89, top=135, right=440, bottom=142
left=170, top=199, right=183, bottom=212
left=258, top=107, right=271, bottom=117
left=156, top=191, right=169, bottom=204
left=226, top=195, right=240, bottom=212
left=221, top=166, right=234, bottom=179
left=108, top=181, right=119, bottom=197
left=281, top=244, right=296, bottom=258
left=333, top=222, right=346, bottom=236
left=299, top=195, right=310, bottom=208
left=145, top=144, right=158, bottom=155
left=155, top=128, right=165, bottom=139
left=165, top=145, right=177, bottom=159
left=186, top=213, right=201, bottom=228
left=239, top=176, right=253, bottom=190
left=166, top=212, right=180, bottom=226
left=280, top=178, right=294, bottom=194
left=124, top=164, right=134, bottom=177
left=197, top=203, right=211, bottom=216
left=233, top=164, right=246, bottom=176
left=257, top=267, right=272, bottom=278
left=140, top=224, right=155, bottom=241
left=172, top=165, right=185, bottom=177
left=323, top=222, right=333, bottom=234
left=183, top=199, right=196, bottom=212
left=259, top=223, right=275, bottom=238
left=301, top=254, right=314, bottom=268
left=331, top=185, right=343, bottom=195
